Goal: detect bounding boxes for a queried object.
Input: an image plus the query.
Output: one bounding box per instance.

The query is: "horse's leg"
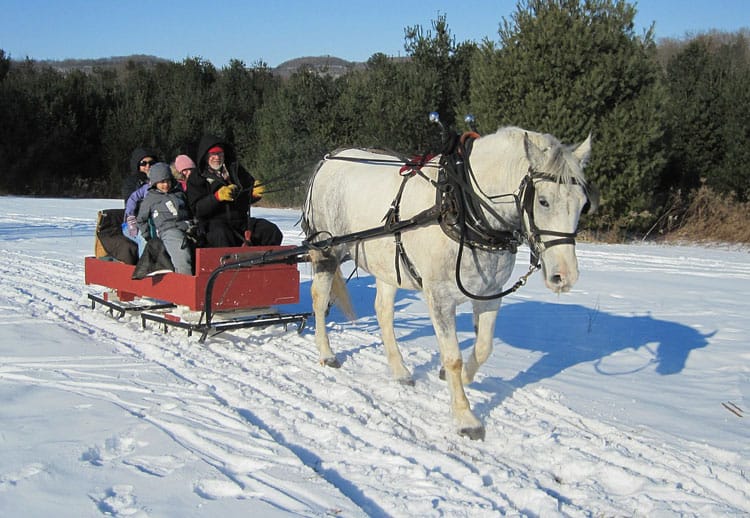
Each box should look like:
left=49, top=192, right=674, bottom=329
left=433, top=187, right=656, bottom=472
left=424, top=287, right=485, bottom=440
left=375, top=279, right=413, bottom=385
left=309, top=250, right=340, bottom=368
left=463, top=299, right=501, bottom=384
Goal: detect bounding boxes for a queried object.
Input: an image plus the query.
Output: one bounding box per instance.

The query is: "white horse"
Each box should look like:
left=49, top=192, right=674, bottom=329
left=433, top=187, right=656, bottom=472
left=302, top=126, right=594, bottom=440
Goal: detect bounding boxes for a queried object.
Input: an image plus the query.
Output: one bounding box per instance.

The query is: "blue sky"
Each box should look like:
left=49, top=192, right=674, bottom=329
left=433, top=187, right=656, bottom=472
left=2, top=0, right=748, bottom=68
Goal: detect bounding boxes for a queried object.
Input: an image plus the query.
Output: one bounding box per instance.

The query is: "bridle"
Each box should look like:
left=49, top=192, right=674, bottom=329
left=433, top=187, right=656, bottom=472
left=516, top=170, right=589, bottom=267
left=438, top=134, right=592, bottom=300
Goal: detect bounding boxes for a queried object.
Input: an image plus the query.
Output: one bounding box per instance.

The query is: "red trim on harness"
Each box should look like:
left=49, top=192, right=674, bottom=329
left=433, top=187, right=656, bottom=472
left=399, top=154, right=436, bottom=176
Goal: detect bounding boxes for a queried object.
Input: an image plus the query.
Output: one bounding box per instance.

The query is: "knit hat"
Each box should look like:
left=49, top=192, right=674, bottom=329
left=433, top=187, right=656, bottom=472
left=174, top=154, right=196, bottom=173
left=208, top=145, right=224, bottom=154
left=148, top=162, right=173, bottom=186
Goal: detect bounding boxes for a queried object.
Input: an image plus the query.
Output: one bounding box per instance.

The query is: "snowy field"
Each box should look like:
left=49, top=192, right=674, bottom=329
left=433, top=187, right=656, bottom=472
left=0, top=196, right=748, bottom=517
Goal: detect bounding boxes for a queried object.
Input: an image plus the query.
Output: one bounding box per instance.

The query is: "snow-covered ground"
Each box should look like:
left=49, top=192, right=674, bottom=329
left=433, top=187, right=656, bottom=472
left=0, top=196, right=748, bottom=517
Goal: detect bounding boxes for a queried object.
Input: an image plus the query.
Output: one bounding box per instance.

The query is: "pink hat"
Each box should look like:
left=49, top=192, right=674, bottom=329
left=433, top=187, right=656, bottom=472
left=175, top=154, right=196, bottom=173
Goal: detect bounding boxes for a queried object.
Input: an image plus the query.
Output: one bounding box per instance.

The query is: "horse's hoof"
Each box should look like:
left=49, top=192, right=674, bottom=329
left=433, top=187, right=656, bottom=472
left=458, top=426, right=486, bottom=441
left=397, top=376, right=415, bottom=387
left=438, top=367, right=446, bottom=381
left=320, top=357, right=341, bottom=368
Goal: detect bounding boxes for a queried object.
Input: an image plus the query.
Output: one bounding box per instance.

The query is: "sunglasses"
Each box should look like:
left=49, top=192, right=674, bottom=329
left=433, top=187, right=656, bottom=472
left=139, top=159, right=156, bottom=167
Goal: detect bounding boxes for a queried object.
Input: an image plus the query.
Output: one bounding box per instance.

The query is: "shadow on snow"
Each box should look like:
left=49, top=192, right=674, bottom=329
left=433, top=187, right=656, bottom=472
left=293, top=276, right=715, bottom=404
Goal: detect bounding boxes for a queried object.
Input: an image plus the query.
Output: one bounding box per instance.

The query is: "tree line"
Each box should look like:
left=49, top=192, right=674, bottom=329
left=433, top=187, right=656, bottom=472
left=1, top=0, right=748, bottom=238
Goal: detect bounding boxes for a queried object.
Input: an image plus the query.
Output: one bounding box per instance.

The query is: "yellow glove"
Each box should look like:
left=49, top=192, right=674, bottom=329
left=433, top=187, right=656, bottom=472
left=251, top=180, right=265, bottom=199
left=215, top=184, right=238, bottom=202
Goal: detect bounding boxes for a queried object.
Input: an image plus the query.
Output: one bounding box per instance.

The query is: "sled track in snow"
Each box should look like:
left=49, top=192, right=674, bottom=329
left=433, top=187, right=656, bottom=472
left=1, top=249, right=748, bottom=516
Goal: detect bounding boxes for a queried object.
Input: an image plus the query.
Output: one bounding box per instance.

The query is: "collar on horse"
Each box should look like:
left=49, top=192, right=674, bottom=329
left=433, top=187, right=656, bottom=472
left=436, top=132, right=523, bottom=254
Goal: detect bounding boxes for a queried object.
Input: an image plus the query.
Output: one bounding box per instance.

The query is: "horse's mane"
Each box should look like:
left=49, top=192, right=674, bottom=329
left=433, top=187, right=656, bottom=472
left=484, top=127, right=589, bottom=187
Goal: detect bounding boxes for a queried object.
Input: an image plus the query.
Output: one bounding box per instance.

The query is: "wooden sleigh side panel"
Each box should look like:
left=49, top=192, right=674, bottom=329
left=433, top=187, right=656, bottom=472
left=84, top=246, right=301, bottom=312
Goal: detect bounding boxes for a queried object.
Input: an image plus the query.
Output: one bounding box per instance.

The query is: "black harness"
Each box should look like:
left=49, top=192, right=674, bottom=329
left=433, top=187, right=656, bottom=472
left=437, top=134, right=522, bottom=254
left=318, top=135, right=586, bottom=300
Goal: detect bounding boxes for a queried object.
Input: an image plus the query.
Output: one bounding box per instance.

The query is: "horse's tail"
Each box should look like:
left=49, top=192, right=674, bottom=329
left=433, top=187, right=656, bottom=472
left=331, top=267, right=355, bottom=321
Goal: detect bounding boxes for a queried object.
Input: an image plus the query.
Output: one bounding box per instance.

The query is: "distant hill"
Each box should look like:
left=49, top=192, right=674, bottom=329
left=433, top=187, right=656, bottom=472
left=12, top=54, right=408, bottom=78
left=32, top=55, right=171, bottom=74
left=273, top=55, right=366, bottom=78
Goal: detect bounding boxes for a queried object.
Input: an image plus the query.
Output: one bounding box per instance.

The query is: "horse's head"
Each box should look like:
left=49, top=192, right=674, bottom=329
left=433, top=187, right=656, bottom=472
left=521, top=132, right=595, bottom=293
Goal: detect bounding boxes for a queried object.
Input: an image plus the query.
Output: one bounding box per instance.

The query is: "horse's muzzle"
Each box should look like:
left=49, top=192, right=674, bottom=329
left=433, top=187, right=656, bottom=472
left=542, top=248, right=579, bottom=293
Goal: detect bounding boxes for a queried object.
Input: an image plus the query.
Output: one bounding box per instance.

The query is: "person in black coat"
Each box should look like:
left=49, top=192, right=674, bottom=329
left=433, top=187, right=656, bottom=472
left=122, top=147, right=158, bottom=204
left=186, top=135, right=282, bottom=248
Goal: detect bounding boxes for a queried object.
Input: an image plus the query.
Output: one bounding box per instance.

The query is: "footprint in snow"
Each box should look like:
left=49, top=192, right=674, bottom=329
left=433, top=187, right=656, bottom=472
left=89, top=484, right=148, bottom=517
left=0, top=463, right=46, bottom=490
left=81, top=434, right=138, bottom=466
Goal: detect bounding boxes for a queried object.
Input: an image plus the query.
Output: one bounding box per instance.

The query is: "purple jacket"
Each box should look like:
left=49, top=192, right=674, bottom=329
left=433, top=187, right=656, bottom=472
left=125, top=184, right=149, bottom=219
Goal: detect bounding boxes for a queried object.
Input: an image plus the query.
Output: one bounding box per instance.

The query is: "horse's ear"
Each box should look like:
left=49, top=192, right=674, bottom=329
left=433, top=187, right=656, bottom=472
left=583, top=182, right=600, bottom=215
left=573, top=133, right=592, bottom=167
left=523, top=132, right=545, bottom=170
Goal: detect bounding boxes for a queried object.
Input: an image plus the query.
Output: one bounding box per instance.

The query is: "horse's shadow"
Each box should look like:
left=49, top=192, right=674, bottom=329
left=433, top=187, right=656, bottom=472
left=496, top=301, right=712, bottom=377
left=472, top=301, right=715, bottom=417
left=295, top=278, right=714, bottom=414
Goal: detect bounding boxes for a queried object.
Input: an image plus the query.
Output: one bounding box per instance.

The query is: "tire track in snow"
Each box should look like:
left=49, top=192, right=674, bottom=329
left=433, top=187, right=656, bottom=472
left=578, top=247, right=750, bottom=279
left=482, top=385, right=750, bottom=515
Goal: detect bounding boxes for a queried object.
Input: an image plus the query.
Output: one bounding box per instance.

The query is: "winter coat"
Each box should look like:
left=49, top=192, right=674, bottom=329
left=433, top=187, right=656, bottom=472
left=125, top=183, right=149, bottom=218
left=186, top=135, right=255, bottom=234
left=122, top=147, right=158, bottom=203
left=136, top=183, right=191, bottom=241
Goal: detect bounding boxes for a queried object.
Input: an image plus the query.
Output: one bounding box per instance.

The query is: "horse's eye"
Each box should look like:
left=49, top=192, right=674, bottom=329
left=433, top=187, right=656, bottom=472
left=538, top=197, right=550, bottom=208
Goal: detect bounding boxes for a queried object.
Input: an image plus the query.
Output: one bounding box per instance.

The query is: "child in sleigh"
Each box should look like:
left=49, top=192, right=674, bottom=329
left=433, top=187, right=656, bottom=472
left=135, top=162, right=194, bottom=275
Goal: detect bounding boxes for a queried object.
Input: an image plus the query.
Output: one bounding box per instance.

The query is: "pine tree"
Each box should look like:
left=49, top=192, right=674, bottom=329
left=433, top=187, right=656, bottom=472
left=470, top=0, right=667, bottom=233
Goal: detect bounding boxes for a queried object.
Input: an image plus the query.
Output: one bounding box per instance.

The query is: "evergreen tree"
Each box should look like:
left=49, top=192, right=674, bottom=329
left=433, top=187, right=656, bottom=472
left=336, top=53, right=440, bottom=154
left=664, top=34, right=750, bottom=202
left=253, top=68, right=340, bottom=205
left=215, top=59, right=279, bottom=169
left=470, top=0, right=667, bottom=233
left=404, top=13, right=477, bottom=133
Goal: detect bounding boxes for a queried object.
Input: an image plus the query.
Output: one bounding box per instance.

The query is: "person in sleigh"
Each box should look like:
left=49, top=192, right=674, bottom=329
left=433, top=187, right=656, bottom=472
left=186, top=135, right=282, bottom=248
left=136, top=162, right=193, bottom=275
